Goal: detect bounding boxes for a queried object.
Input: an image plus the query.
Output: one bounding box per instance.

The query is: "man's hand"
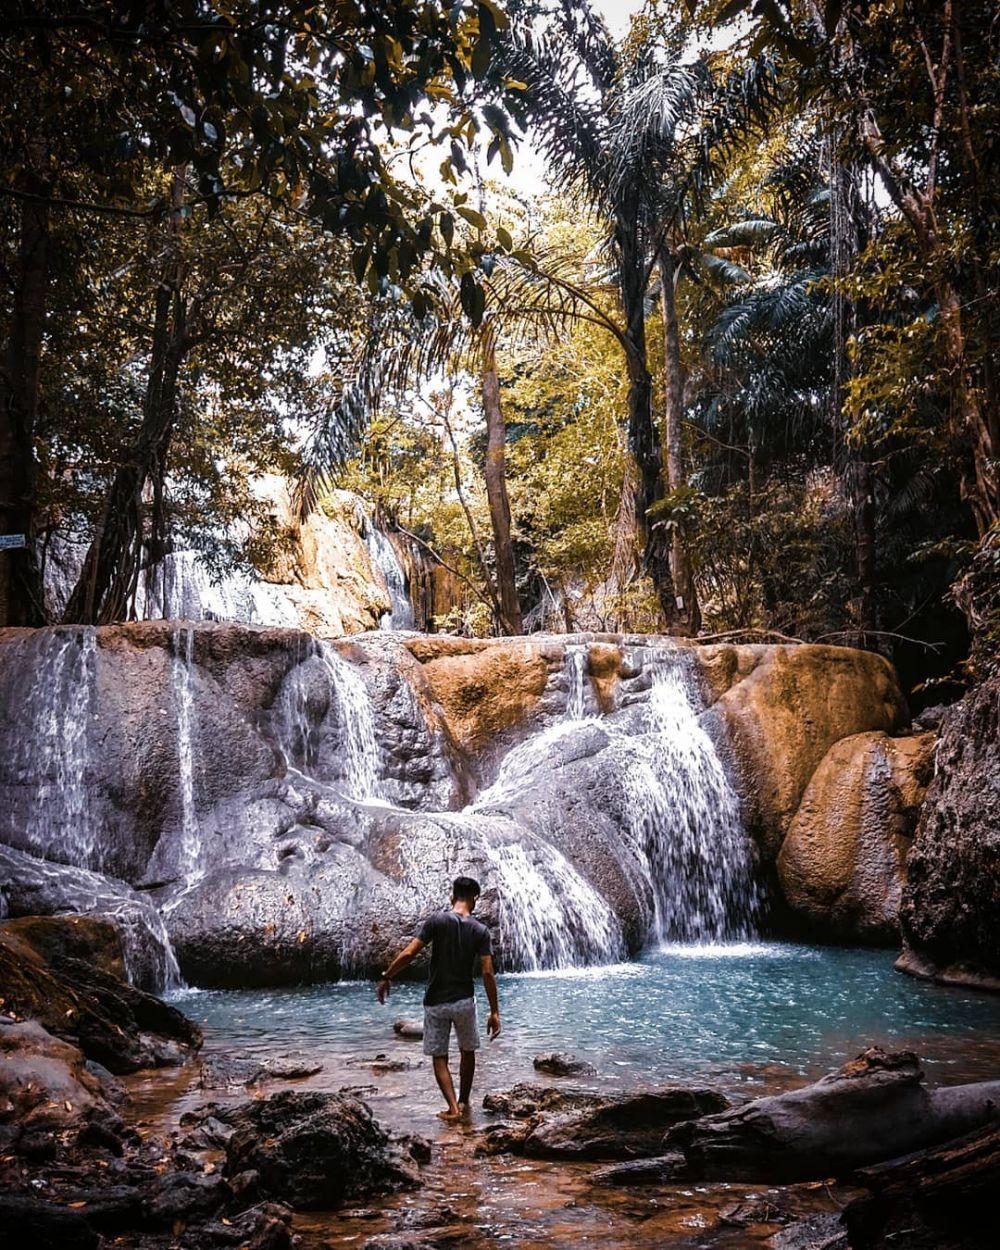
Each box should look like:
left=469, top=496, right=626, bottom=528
left=376, top=978, right=391, bottom=1004
left=487, top=1011, right=501, bottom=1040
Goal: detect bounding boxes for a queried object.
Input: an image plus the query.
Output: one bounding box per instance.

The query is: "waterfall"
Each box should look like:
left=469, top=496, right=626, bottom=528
left=623, top=658, right=760, bottom=943
left=319, top=644, right=383, bottom=800
left=474, top=643, right=759, bottom=964
left=144, top=550, right=299, bottom=627
left=364, top=524, right=414, bottom=630
left=21, top=629, right=99, bottom=870
left=171, top=627, right=203, bottom=886
left=483, top=840, right=624, bottom=971
left=271, top=641, right=383, bottom=802
left=563, top=644, right=589, bottom=721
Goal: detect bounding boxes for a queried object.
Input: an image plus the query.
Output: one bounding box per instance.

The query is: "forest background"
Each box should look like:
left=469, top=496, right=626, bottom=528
left=1, top=0, right=996, bottom=707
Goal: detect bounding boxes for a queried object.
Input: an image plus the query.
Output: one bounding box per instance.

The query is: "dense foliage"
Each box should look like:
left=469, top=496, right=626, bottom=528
left=1, top=1, right=996, bottom=698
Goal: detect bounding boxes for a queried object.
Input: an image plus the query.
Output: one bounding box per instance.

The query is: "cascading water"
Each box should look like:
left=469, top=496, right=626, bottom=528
left=563, top=643, right=589, bottom=721
left=482, top=840, right=625, bottom=971
left=364, top=525, right=414, bottom=630
left=20, top=628, right=99, bottom=870
left=620, top=656, right=760, bottom=943
left=171, top=627, right=203, bottom=887
left=271, top=640, right=384, bottom=802
left=144, top=550, right=299, bottom=627
left=472, top=642, right=760, bottom=966
left=319, top=644, right=383, bottom=801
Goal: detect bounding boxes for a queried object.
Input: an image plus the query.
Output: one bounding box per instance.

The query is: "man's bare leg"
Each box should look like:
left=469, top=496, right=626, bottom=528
left=457, top=1050, right=475, bottom=1115
left=432, top=1055, right=460, bottom=1119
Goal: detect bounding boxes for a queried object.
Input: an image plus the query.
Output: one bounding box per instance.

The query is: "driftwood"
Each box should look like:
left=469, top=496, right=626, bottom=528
left=595, top=1049, right=1000, bottom=1186
left=843, top=1122, right=1000, bottom=1250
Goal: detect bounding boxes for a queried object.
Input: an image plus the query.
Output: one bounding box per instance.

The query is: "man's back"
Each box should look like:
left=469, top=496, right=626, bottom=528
left=419, top=909, right=491, bottom=1006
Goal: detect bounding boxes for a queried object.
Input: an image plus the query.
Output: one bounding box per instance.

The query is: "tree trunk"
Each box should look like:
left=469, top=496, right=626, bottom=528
left=620, top=234, right=675, bottom=627
left=828, top=147, right=878, bottom=639
left=659, top=251, right=700, bottom=635
left=0, top=182, right=50, bottom=626
left=481, top=348, right=522, bottom=634
left=63, top=281, right=186, bottom=624
left=936, top=277, right=998, bottom=536
left=64, top=171, right=190, bottom=625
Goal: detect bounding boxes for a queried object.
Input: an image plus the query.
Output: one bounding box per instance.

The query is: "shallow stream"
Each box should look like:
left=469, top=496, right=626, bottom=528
left=131, top=943, right=1000, bottom=1249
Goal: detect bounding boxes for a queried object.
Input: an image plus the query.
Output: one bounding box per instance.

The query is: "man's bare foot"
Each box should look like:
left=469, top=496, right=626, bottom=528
left=437, top=1107, right=461, bottom=1122
left=457, top=1102, right=471, bottom=1118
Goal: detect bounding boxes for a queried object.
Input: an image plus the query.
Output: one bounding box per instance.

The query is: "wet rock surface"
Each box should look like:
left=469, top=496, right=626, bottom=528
left=0, top=917, right=199, bottom=1073
left=0, top=960, right=296, bottom=1250
left=478, top=1083, right=729, bottom=1161
left=532, top=1051, right=597, bottom=1077
left=778, top=731, right=935, bottom=944
left=898, top=670, right=1000, bottom=991
left=216, top=1090, right=426, bottom=1209
left=0, top=624, right=920, bottom=988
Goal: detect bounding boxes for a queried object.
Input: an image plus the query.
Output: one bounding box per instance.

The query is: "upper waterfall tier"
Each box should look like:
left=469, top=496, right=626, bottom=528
left=43, top=484, right=417, bottom=638
left=0, top=624, right=908, bottom=988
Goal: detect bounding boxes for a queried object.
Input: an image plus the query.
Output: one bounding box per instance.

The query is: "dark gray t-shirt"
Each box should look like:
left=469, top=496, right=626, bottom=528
left=418, top=910, right=492, bottom=1006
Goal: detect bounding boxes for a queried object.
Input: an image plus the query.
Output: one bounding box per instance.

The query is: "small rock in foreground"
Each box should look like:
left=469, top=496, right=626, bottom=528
left=393, top=1018, right=424, bottom=1039
left=222, top=1089, right=427, bottom=1209
left=533, top=1051, right=597, bottom=1077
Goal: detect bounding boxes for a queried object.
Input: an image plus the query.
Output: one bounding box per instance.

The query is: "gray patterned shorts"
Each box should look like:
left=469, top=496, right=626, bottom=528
left=422, top=997, right=480, bottom=1056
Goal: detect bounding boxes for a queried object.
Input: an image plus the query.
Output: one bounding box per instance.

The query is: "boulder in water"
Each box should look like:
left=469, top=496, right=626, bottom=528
left=532, top=1051, right=597, bottom=1077
left=221, top=1090, right=425, bottom=1209
left=479, top=1083, right=728, bottom=1161
left=522, top=1088, right=729, bottom=1161
left=777, top=731, right=935, bottom=944
left=0, top=844, right=181, bottom=991
left=393, top=1017, right=424, bottom=1039
left=698, top=643, right=907, bottom=856
left=482, top=1082, right=607, bottom=1119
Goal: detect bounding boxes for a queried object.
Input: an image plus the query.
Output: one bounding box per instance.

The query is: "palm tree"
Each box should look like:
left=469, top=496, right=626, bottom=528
left=499, top=1, right=775, bottom=631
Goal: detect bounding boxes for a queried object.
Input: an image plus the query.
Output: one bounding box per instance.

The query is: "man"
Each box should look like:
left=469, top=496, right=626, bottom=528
left=376, top=876, right=501, bottom=1120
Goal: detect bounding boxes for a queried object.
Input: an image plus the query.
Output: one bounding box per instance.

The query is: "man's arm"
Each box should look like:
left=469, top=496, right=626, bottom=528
left=480, top=954, right=501, bottom=1038
left=376, top=937, right=425, bottom=1003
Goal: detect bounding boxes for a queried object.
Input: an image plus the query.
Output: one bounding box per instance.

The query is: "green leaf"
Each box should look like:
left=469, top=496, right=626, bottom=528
left=497, top=225, right=513, bottom=251
left=439, top=212, right=454, bottom=247
left=457, top=206, right=486, bottom=231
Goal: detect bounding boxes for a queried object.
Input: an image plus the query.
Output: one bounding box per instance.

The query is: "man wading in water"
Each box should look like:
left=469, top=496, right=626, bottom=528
left=376, top=876, right=501, bottom=1120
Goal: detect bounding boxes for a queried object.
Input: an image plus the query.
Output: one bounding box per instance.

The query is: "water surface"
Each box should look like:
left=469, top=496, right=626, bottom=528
left=177, top=942, right=1000, bottom=1096
left=152, top=944, right=1000, bottom=1249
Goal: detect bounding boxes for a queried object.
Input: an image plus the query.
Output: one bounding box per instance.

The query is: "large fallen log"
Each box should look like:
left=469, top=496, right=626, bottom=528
left=593, top=1049, right=1000, bottom=1186
left=843, top=1122, right=1000, bottom=1250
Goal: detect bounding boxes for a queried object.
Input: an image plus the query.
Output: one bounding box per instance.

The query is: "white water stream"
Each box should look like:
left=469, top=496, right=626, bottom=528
left=170, top=626, right=204, bottom=888
left=21, top=629, right=99, bottom=870
left=9, top=627, right=759, bottom=988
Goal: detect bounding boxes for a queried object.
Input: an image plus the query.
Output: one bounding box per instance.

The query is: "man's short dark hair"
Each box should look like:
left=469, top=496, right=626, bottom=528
left=452, top=876, right=481, bottom=903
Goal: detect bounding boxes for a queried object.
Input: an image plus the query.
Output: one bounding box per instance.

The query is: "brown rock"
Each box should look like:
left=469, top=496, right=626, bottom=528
left=406, top=637, right=552, bottom=753
left=0, top=1017, right=123, bottom=1150
left=777, top=731, right=935, bottom=943
left=0, top=914, right=126, bottom=981
left=697, top=644, right=907, bottom=854
left=898, top=672, right=1000, bottom=991
left=0, top=919, right=200, bottom=1073
left=587, top=642, right=624, bottom=712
